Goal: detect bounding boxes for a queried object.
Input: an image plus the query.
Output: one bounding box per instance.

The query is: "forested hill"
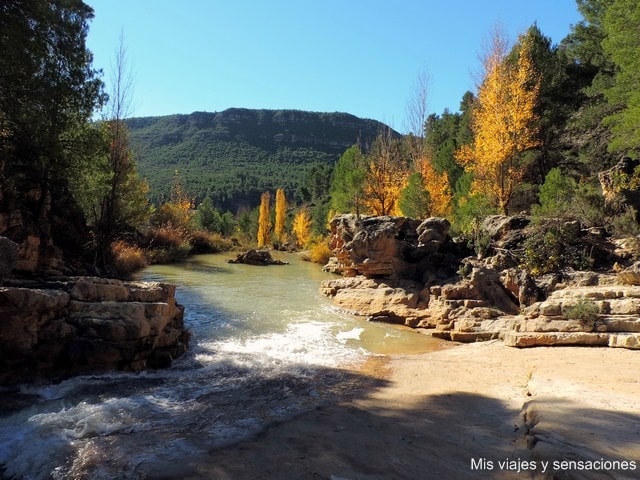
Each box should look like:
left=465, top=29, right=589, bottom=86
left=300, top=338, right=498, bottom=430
left=126, top=108, right=390, bottom=211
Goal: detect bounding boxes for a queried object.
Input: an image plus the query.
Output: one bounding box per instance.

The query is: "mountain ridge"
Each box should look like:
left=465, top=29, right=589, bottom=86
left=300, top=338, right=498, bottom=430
left=126, top=108, right=394, bottom=211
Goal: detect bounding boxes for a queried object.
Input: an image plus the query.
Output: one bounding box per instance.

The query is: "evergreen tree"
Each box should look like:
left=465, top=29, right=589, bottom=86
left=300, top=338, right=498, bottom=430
left=602, top=0, right=640, bottom=154
left=329, top=145, right=366, bottom=214
left=398, top=173, right=431, bottom=219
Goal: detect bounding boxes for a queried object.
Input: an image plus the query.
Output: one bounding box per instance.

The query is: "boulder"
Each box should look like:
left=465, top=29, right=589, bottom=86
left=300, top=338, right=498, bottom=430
left=228, top=249, right=287, bottom=266
left=416, top=217, right=451, bottom=252
left=481, top=214, right=530, bottom=250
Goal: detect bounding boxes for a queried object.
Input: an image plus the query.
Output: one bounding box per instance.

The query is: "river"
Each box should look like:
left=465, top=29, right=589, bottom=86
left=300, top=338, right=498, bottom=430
left=0, top=252, right=443, bottom=479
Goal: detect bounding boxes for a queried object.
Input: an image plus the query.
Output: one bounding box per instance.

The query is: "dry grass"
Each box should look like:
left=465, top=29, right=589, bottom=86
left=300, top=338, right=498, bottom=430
left=189, top=229, right=234, bottom=253
left=111, top=240, right=148, bottom=277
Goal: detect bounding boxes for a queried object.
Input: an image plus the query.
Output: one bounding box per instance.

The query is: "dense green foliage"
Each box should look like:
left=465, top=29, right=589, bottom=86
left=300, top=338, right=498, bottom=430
left=127, top=109, right=385, bottom=212
left=0, top=0, right=105, bottom=256
left=602, top=0, right=640, bottom=153
left=398, top=172, right=430, bottom=219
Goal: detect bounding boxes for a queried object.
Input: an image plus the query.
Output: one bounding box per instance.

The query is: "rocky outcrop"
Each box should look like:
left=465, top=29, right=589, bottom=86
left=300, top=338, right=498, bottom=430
left=0, top=277, right=190, bottom=385
left=228, top=249, right=288, bottom=266
left=320, top=214, right=640, bottom=349
left=599, top=157, right=640, bottom=219
left=323, top=214, right=457, bottom=280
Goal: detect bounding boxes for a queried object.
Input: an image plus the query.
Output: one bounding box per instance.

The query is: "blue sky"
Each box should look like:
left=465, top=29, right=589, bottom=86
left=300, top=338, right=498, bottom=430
left=85, top=0, right=582, bottom=133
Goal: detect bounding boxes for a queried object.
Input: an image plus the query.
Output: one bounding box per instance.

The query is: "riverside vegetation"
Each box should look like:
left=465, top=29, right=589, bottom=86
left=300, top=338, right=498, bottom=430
left=2, top=0, right=640, bottom=380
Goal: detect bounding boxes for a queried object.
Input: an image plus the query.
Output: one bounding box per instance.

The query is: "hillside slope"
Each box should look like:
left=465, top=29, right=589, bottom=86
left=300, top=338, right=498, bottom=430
left=127, top=108, right=390, bottom=211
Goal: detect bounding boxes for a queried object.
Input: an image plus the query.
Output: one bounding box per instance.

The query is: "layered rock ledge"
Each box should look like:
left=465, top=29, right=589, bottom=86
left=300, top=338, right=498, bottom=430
left=0, top=277, right=190, bottom=385
left=320, top=214, right=640, bottom=349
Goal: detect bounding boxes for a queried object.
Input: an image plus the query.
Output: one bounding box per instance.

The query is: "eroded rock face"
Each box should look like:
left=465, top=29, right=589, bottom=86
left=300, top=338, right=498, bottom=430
left=0, top=277, right=189, bottom=385
left=324, top=214, right=452, bottom=279
left=320, top=214, right=640, bottom=349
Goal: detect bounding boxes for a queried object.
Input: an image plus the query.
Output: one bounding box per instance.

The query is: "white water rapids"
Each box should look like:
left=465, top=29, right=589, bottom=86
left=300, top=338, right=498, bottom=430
left=0, top=253, right=442, bottom=479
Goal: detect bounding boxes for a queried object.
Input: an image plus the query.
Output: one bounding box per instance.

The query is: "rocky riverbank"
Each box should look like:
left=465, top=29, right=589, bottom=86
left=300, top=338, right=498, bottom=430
left=0, top=276, right=189, bottom=385
left=320, top=214, right=640, bottom=349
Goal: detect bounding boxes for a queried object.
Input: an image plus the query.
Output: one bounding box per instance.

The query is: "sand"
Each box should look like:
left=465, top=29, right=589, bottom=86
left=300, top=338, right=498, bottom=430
left=182, top=341, right=640, bottom=480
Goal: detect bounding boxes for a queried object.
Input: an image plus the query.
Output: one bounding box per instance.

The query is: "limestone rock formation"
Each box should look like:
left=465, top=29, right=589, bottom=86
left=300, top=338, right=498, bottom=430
left=0, top=277, right=190, bottom=385
left=320, top=214, right=640, bottom=349
left=323, top=214, right=454, bottom=280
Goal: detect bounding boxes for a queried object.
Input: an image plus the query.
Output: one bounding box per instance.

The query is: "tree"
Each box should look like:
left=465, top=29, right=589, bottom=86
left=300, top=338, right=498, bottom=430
left=257, top=191, right=271, bottom=247
left=0, top=0, right=104, bottom=246
left=532, top=167, right=577, bottom=218
left=152, top=170, right=194, bottom=229
left=419, top=156, right=453, bottom=217
left=274, top=188, right=286, bottom=242
left=398, top=173, right=430, bottom=219
left=329, top=145, right=366, bottom=214
left=362, top=130, right=409, bottom=216
left=292, top=209, right=312, bottom=247
left=456, top=28, right=541, bottom=214
left=560, top=0, right=618, bottom=174
left=602, top=0, right=640, bottom=153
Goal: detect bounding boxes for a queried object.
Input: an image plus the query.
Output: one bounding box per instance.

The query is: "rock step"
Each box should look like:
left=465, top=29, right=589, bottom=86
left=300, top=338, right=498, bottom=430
left=548, top=285, right=640, bottom=301
left=608, top=333, right=640, bottom=349
left=503, top=332, right=610, bottom=348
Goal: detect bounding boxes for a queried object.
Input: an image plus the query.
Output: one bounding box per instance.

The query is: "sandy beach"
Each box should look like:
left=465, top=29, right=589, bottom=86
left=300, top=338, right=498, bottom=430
left=180, top=341, right=640, bottom=480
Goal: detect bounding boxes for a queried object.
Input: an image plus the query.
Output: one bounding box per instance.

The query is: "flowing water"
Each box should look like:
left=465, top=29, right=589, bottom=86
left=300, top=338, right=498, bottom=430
left=0, top=252, right=445, bottom=479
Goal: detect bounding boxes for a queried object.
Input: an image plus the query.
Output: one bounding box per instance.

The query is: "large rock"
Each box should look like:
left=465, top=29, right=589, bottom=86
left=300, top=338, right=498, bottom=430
left=0, top=277, right=189, bottom=385
left=325, top=214, right=450, bottom=279
left=228, top=249, right=287, bottom=266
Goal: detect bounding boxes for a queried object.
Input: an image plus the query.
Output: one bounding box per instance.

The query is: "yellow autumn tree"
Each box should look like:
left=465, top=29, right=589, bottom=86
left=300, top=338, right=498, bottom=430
left=456, top=29, right=541, bottom=214
left=257, top=191, right=271, bottom=247
left=418, top=156, right=453, bottom=217
left=274, top=188, right=286, bottom=242
left=153, top=169, right=194, bottom=229
left=362, top=130, right=409, bottom=215
left=292, top=209, right=312, bottom=247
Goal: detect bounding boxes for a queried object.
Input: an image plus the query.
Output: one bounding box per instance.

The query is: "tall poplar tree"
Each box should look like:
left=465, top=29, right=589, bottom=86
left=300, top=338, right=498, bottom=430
left=257, top=191, right=271, bottom=247
left=274, top=188, right=286, bottom=242
left=456, top=29, right=541, bottom=214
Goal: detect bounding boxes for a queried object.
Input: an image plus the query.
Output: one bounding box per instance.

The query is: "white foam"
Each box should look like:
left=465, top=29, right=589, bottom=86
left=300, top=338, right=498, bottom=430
left=209, top=320, right=364, bottom=368
left=336, top=327, right=364, bottom=342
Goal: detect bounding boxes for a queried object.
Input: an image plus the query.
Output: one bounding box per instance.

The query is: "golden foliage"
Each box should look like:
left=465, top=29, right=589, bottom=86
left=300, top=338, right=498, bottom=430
left=274, top=188, right=286, bottom=242
left=456, top=32, right=541, bottom=214
left=257, top=191, right=271, bottom=247
left=153, top=169, right=194, bottom=229
left=418, top=156, right=453, bottom=217
left=292, top=209, right=312, bottom=247
left=309, top=241, right=332, bottom=265
left=362, top=131, right=409, bottom=215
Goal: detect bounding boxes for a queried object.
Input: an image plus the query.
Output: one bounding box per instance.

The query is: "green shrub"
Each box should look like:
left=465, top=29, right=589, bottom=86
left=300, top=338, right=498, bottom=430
left=520, top=220, right=593, bottom=276
left=563, top=300, right=600, bottom=325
